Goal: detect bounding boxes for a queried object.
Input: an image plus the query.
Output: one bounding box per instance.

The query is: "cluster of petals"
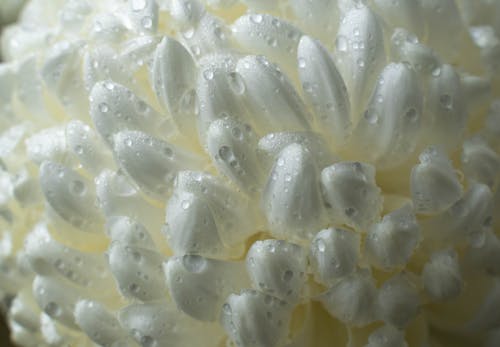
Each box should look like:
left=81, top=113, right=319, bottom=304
left=0, top=0, right=499, bottom=347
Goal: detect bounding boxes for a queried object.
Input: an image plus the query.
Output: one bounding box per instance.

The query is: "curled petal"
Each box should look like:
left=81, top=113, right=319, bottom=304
left=231, top=14, right=303, bottom=76
left=164, top=255, right=248, bottom=321
left=319, top=271, right=377, bottom=326
left=113, top=130, right=203, bottom=197
left=349, top=63, right=423, bottom=169
left=221, top=290, right=292, bottom=347
left=335, top=5, right=386, bottom=117
left=236, top=55, right=311, bottom=133
left=206, top=117, right=263, bottom=193
left=153, top=37, right=197, bottom=137
left=246, top=239, right=308, bottom=301
left=39, top=161, right=103, bottom=232
left=411, top=146, right=463, bottom=215
left=321, top=162, right=383, bottom=231
left=262, top=143, right=325, bottom=240
left=364, top=204, right=420, bottom=270
left=422, top=249, right=462, bottom=301
left=309, top=227, right=360, bottom=284
left=377, top=273, right=420, bottom=328
left=297, top=36, right=351, bottom=148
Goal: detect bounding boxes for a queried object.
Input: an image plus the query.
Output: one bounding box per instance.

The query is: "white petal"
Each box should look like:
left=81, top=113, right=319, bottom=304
left=349, top=63, right=423, bottom=169
left=153, top=37, right=198, bottom=137
left=297, top=36, right=351, bottom=147
left=364, top=324, right=408, bottom=347
left=196, top=54, right=250, bottom=141
left=180, top=14, right=232, bottom=58
left=419, top=0, right=465, bottom=61
left=108, top=242, right=167, bottom=301
left=65, top=120, right=114, bottom=175
left=319, top=271, right=377, bottom=326
left=390, top=28, right=440, bottom=75
left=174, top=170, right=260, bottom=247
left=257, top=131, right=338, bottom=170
left=107, top=216, right=156, bottom=250
left=164, top=190, right=226, bottom=257
left=231, top=14, right=303, bottom=76
left=321, top=162, right=382, bottom=231
left=164, top=255, right=248, bottom=321
left=95, top=170, right=164, bottom=236
left=113, top=130, right=203, bottom=197
left=289, top=0, right=339, bottom=44
left=119, top=35, right=161, bottom=73
left=335, top=5, right=386, bottom=117
left=9, top=292, right=40, bottom=332
left=32, top=276, right=80, bottom=329
left=25, top=127, right=67, bottom=165
left=246, top=239, right=308, bottom=301
left=372, top=0, right=424, bottom=37
left=89, top=13, right=127, bottom=43
left=128, top=0, right=158, bottom=34
left=364, top=204, right=420, bottom=270
left=461, top=136, right=500, bottom=188
left=410, top=146, right=462, bottom=215
left=423, top=64, right=467, bottom=151
left=221, top=290, right=292, bottom=347
left=206, top=117, right=263, bottom=193
left=423, top=183, right=493, bottom=245
left=41, top=40, right=88, bottom=117
left=310, top=227, right=360, bottom=284
left=75, top=300, right=127, bottom=346
left=422, top=249, right=462, bottom=301
left=236, top=55, right=311, bottom=133
left=24, top=223, right=111, bottom=290
left=119, top=301, right=223, bottom=347
left=89, top=81, right=166, bottom=146
left=262, top=143, right=325, bottom=240
left=39, top=161, right=103, bottom=232
left=168, top=0, right=206, bottom=30
left=377, top=273, right=420, bottom=328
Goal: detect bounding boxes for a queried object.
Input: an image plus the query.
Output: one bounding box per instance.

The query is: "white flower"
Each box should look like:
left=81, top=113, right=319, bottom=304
left=0, top=0, right=499, bottom=347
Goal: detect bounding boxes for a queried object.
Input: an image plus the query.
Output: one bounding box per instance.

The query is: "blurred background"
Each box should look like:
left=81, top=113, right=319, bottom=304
left=1, top=0, right=27, bottom=346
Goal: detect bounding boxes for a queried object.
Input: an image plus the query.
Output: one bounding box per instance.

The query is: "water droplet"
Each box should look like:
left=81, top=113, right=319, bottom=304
left=298, top=57, right=306, bottom=68
left=267, top=36, right=277, bottom=47
left=222, top=303, right=232, bottom=314
left=74, top=145, right=83, bottom=154
left=284, top=174, right=292, bottom=182
left=131, top=0, right=147, bottom=11
left=439, top=94, right=452, bottom=110
left=405, top=107, right=418, bottom=122
left=124, top=138, right=133, bottom=146
left=203, top=69, right=214, bottom=81
left=182, top=255, right=206, bottom=273
left=353, top=28, right=360, bottom=36
left=219, top=146, right=231, bottom=161
left=44, top=302, right=61, bottom=317
left=163, top=146, right=173, bottom=158
left=183, top=28, right=195, bottom=39
left=364, top=109, right=378, bottom=124
left=99, top=103, right=109, bottom=113
left=357, top=58, right=365, bottom=68
left=141, top=16, right=153, bottom=29
left=69, top=180, right=86, bottom=196
left=140, top=335, right=156, bottom=347
left=336, top=36, right=348, bottom=52
left=231, top=127, right=242, bottom=139
left=431, top=67, right=441, bottom=77
left=136, top=100, right=148, bottom=113
left=283, top=270, right=293, bottom=282
left=316, top=239, right=326, bottom=252
left=227, top=72, right=245, bottom=95
left=104, top=82, right=115, bottom=90
left=181, top=200, right=190, bottom=209
left=250, top=14, right=263, bottom=24
left=345, top=207, right=357, bottom=217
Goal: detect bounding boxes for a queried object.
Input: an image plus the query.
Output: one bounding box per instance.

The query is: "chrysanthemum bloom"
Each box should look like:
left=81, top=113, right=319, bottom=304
left=0, top=0, right=499, bottom=346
